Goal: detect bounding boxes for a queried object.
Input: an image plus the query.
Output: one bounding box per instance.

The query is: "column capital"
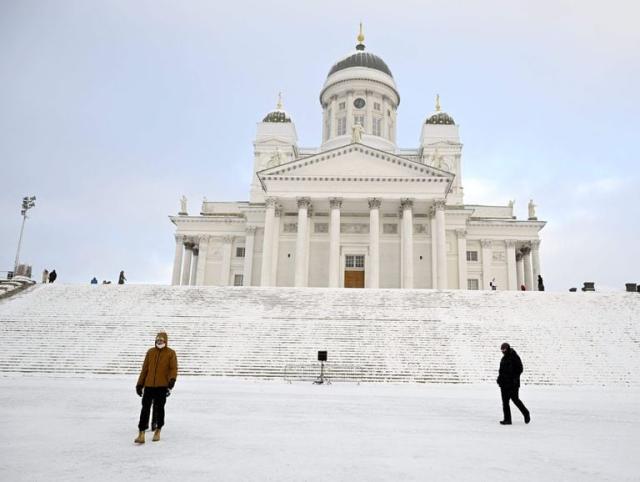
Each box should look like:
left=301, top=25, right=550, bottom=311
left=480, top=239, right=493, bottom=249
left=297, top=197, right=312, bottom=209
left=400, top=198, right=414, bottom=210
left=265, top=197, right=277, bottom=208
left=455, top=229, right=467, bottom=238
left=329, top=197, right=343, bottom=209
left=274, top=207, right=283, bottom=217
left=433, top=199, right=446, bottom=210
left=531, top=239, right=541, bottom=250
left=505, top=240, right=517, bottom=248
left=520, top=245, right=531, bottom=255
left=368, top=197, right=382, bottom=209
left=245, top=226, right=258, bottom=235
left=174, top=234, right=185, bottom=243
left=198, top=234, right=210, bottom=243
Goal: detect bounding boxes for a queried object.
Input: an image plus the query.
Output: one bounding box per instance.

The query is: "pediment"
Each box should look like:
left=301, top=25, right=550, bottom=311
left=258, top=143, right=453, bottom=180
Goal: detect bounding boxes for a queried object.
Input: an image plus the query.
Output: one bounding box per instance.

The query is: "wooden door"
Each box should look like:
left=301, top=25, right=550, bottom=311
left=344, top=271, right=365, bottom=288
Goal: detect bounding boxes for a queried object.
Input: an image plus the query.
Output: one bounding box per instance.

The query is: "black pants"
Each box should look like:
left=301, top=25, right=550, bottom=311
left=500, top=386, right=529, bottom=422
left=138, top=387, right=168, bottom=431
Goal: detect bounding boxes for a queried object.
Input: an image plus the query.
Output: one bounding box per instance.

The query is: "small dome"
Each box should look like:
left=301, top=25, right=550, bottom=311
left=262, top=110, right=291, bottom=123
left=327, top=51, right=393, bottom=78
left=425, top=112, right=455, bottom=125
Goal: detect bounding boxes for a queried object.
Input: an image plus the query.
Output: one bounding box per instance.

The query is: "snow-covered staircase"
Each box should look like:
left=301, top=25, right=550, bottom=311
left=0, top=285, right=638, bottom=385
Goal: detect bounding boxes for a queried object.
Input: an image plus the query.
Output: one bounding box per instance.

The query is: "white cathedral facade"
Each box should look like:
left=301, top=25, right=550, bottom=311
left=170, top=31, right=545, bottom=290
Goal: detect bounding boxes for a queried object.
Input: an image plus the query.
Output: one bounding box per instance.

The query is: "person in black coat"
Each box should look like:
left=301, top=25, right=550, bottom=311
left=48, top=270, right=57, bottom=283
left=118, top=271, right=126, bottom=285
left=497, top=342, right=530, bottom=425
left=538, top=275, right=545, bottom=291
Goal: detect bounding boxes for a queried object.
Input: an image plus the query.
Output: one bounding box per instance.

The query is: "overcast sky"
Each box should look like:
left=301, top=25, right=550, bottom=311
left=1, top=0, right=638, bottom=291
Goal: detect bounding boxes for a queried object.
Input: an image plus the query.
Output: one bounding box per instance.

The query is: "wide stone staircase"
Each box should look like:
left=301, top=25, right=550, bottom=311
left=0, top=284, right=638, bottom=385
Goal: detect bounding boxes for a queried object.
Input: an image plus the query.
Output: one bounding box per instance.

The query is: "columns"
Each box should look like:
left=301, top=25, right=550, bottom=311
left=531, top=240, right=541, bottom=291
left=171, top=235, right=184, bottom=285
left=435, top=200, right=448, bottom=289
left=260, top=197, right=276, bottom=286
left=271, top=207, right=281, bottom=286
left=181, top=242, right=193, bottom=286
left=430, top=210, right=437, bottom=288
left=190, top=247, right=199, bottom=286
left=481, top=239, right=492, bottom=290
left=328, top=198, right=342, bottom=287
left=506, top=240, right=517, bottom=291
left=401, top=198, right=414, bottom=289
left=294, top=197, right=311, bottom=287
left=516, top=252, right=524, bottom=290
left=522, top=245, right=533, bottom=291
left=382, top=96, right=389, bottom=140
left=368, top=198, right=381, bottom=288
left=456, top=229, right=467, bottom=290
left=243, top=226, right=257, bottom=286
left=195, top=235, right=209, bottom=285
left=221, top=236, right=233, bottom=286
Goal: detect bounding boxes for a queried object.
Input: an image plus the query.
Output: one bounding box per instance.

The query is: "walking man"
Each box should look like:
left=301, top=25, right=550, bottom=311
left=497, top=342, right=530, bottom=425
left=134, top=332, right=178, bottom=443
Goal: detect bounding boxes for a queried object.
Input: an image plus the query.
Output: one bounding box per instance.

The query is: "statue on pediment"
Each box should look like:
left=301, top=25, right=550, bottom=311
left=528, top=199, right=537, bottom=219
left=179, top=195, right=188, bottom=215
left=351, top=123, right=364, bottom=143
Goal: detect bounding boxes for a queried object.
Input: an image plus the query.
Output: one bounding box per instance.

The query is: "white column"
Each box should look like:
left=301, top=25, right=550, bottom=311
left=382, top=96, right=389, bottom=140
left=195, top=235, right=209, bottom=285
left=364, top=90, right=372, bottom=133
left=401, top=198, right=414, bottom=289
left=516, top=252, right=524, bottom=290
left=181, top=242, right=193, bottom=286
left=456, top=229, right=467, bottom=290
left=506, top=240, right=517, bottom=291
left=294, top=197, right=311, bottom=287
left=346, top=90, right=354, bottom=136
left=260, top=198, right=276, bottom=286
left=305, top=206, right=312, bottom=286
left=242, top=226, right=256, bottom=286
left=481, top=240, right=492, bottom=290
left=430, top=210, right=437, bottom=288
left=190, top=247, right=199, bottom=286
left=531, top=240, right=541, bottom=291
left=271, top=208, right=281, bottom=286
left=368, top=198, right=381, bottom=288
left=328, top=198, right=342, bottom=287
left=221, top=235, right=233, bottom=286
left=522, top=245, right=533, bottom=291
left=171, top=235, right=184, bottom=286
left=435, top=200, right=448, bottom=289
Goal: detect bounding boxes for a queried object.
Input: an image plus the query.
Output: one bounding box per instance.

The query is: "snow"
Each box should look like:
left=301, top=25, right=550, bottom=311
left=0, top=376, right=638, bottom=481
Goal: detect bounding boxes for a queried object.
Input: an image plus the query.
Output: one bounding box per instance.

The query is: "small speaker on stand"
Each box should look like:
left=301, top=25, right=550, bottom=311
left=314, top=351, right=329, bottom=384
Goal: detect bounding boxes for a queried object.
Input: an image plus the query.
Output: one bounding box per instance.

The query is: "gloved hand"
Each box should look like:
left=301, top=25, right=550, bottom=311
left=136, top=385, right=143, bottom=397
left=168, top=379, right=176, bottom=389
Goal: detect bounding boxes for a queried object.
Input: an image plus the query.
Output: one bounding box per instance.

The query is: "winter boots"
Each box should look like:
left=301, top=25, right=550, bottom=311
left=152, top=429, right=161, bottom=442
left=134, top=431, right=145, bottom=444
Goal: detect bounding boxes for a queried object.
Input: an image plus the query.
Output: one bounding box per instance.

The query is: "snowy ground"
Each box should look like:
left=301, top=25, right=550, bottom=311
left=1, top=376, right=638, bottom=482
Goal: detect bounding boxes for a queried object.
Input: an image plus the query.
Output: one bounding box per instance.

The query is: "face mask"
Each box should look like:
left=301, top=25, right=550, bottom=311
left=156, top=341, right=166, bottom=349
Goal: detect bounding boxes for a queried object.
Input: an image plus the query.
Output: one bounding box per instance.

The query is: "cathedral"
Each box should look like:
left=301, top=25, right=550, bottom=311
left=170, top=28, right=545, bottom=290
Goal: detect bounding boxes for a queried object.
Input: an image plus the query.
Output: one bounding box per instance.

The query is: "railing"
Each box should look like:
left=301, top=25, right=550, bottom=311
left=283, top=363, right=363, bottom=384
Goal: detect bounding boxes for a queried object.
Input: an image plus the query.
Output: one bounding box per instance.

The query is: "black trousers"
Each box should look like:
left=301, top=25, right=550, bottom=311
left=500, top=386, right=529, bottom=422
left=138, top=387, right=168, bottom=431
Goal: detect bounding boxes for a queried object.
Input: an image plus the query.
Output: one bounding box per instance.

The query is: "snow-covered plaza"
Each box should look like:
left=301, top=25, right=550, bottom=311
left=1, top=376, right=638, bottom=481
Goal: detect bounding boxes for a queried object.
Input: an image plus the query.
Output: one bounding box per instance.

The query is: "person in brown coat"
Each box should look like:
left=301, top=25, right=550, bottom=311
left=134, top=332, right=178, bottom=443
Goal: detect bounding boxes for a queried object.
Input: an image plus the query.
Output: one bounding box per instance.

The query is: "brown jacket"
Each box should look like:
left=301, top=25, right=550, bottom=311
left=137, top=332, right=178, bottom=388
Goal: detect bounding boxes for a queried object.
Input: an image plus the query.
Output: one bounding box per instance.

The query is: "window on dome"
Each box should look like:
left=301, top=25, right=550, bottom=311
left=354, top=115, right=364, bottom=127
left=339, top=102, right=346, bottom=110
left=337, top=117, right=347, bottom=136
left=374, top=102, right=381, bottom=111
left=373, top=117, right=382, bottom=136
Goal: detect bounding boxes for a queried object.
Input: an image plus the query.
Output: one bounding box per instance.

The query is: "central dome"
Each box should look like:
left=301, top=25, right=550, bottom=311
left=327, top=51, right=393, bottom=78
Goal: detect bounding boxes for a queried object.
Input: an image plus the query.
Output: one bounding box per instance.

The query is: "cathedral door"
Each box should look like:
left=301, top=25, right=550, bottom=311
left=344, top=271, right=365, bottom=288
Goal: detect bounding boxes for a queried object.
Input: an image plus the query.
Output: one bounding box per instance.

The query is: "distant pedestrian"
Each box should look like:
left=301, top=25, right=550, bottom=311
left=490, top=278, right=497, bottom=291
left=497, top=342, right=530, bottom=425
left=520, top=284, right=526, bottom=291
left=134, top=332, right=178, bottom=444
left=538, top=275, right=545, bottom=291
left=42, top=269, right=49, bottom=284
left=91, top=277, right=98, bottom=285
left=118, top=271, right=126, bottom=285
left=48, top=270, right=57, bottom=283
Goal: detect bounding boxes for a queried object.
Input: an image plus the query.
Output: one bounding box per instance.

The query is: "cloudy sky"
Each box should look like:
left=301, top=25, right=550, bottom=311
left=1, top=0, right=638, bottom=291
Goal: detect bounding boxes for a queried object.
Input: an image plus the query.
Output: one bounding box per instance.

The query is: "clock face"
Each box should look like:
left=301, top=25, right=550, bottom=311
left=353, top=97, right=366, bottom=109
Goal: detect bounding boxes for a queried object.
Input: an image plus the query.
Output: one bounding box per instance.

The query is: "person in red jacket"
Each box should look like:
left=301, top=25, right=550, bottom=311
left=134, top=332, right=178, bottom=443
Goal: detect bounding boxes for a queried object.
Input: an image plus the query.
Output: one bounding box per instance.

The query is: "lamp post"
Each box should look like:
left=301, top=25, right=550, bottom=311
left=14, top=195, right=36, bottom=273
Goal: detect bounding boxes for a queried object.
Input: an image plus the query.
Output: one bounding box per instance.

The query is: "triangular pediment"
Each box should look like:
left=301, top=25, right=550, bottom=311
left=258, top=143, right=453, bottom=180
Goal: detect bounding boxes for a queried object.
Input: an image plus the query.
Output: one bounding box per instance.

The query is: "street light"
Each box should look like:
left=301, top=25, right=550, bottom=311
left=14, top=195, right=36, bottom=273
